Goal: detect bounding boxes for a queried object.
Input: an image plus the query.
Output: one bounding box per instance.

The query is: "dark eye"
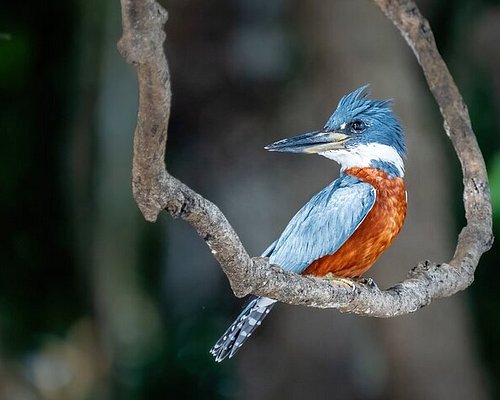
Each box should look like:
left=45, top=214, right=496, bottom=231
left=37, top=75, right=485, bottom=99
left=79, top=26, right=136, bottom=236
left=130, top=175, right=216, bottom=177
left=350, top=120, right=365, bottom=133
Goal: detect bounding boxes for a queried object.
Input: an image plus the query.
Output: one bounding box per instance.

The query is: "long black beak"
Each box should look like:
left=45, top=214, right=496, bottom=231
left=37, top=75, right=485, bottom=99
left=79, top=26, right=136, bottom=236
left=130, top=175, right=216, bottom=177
left=265, top=130, right=351, bottom=154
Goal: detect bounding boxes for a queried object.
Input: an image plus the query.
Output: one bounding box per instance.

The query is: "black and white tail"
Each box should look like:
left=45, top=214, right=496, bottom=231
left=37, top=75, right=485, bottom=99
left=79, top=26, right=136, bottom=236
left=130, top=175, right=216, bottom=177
left=210, top=296, right=276, bottom=362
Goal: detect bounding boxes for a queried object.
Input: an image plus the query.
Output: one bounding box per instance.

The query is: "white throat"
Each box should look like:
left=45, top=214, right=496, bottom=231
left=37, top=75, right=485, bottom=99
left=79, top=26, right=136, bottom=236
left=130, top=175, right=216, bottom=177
left=320, top=143, right=405, bottom=177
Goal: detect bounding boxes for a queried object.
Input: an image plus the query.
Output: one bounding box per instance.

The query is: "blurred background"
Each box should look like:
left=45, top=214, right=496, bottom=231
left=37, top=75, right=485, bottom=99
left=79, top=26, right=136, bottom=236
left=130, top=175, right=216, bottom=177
left=1, top=0, right=500, bottom=399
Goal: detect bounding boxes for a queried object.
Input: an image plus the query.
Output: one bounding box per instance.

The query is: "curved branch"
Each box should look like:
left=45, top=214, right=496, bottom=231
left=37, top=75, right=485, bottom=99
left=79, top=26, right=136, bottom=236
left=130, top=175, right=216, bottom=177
left=372, top=0, right=493, bottom=281
left=117, top=0, right=493, bottom=317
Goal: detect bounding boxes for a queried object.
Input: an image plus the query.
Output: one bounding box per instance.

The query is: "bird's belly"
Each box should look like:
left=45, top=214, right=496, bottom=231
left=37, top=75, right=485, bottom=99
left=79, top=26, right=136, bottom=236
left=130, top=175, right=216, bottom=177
left=303, top=168, right=406, bottom=278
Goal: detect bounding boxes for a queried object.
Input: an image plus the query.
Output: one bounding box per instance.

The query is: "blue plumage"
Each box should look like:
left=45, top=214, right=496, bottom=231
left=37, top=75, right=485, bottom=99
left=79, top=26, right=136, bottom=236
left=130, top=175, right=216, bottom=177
left=324, top=85, right=406, bottom=158
left=211, top=85, right=406, bottom=361
left=211, top=173, right=376, bottom=361
left=269, top=174, right=375, bottom=274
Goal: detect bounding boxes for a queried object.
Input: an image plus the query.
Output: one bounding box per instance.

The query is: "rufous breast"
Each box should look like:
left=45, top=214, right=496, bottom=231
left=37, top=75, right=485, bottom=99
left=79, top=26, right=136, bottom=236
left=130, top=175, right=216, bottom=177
left=302, top=167, right=407, bottom=278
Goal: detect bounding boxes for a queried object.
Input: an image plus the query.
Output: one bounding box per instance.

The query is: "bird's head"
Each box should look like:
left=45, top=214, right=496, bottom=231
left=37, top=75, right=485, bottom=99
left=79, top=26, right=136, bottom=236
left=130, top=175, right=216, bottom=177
left=265, top=85, right=406, bottom=177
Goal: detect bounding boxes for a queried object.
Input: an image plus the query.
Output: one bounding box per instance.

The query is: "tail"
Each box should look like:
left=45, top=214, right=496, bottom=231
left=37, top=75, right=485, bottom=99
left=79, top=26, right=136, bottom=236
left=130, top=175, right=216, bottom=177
left=210, top=296, right=276, bottom=362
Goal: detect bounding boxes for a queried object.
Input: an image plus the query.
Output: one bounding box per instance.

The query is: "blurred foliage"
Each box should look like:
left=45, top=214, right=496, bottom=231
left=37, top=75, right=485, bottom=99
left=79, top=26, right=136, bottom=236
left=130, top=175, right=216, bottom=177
left=0, top=0, right=250, bottom=398
left=1, top=0, right=500, bottom=399
left=490, top=155, right=500, bottom=222
left=0, top=1, right=82, bottom=356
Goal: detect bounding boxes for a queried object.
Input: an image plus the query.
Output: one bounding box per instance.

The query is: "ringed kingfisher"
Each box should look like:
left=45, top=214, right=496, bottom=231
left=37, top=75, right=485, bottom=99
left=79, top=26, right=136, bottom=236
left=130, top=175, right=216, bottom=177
left=210, top=85, right=407, bottom=362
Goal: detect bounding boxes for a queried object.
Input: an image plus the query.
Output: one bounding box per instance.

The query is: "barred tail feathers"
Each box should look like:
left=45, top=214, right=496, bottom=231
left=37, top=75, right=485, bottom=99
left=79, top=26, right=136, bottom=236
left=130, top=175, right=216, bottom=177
left=210, top=296, right=276, bottom=362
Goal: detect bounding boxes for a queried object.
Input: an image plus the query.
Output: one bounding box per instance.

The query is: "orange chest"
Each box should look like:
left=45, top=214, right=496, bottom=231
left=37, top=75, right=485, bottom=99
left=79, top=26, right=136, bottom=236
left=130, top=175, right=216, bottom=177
left=303, top=167, right=407, bottom=278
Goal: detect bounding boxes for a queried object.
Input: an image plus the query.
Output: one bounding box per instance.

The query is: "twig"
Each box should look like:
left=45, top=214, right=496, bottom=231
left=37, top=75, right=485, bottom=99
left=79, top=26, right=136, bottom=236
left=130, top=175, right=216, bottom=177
left=117, top=0, right=493, bottom=317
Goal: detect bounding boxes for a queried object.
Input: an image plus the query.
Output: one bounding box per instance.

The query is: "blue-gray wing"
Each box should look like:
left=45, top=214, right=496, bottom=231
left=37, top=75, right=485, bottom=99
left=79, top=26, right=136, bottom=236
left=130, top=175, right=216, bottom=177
left=267, top=175, right=376, bottom=274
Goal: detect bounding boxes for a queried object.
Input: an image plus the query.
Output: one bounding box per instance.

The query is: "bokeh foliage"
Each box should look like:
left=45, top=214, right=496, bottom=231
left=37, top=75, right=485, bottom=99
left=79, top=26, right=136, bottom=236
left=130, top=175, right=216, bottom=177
left=1, top=0, right=500, bottom=399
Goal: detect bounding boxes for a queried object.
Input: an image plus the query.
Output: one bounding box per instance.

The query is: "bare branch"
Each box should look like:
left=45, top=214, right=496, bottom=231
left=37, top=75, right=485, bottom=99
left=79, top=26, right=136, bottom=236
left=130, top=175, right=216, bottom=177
left=372, top=0, right=493, bottom=277
left=118, top=0, right=171, bottom=222
left=117, top=0, right=493, bottom=317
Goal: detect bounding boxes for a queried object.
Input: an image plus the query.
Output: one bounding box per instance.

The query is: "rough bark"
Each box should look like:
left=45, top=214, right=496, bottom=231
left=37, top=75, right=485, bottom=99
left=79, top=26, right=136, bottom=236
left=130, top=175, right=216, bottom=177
left=117, top=0, right=493, bottom=317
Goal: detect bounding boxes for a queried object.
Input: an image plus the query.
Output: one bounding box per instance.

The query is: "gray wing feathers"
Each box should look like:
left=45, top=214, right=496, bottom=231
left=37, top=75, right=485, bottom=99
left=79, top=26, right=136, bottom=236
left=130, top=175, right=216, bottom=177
left=261, top=240, right=277, bottom=257
left=210, top=296, right=276, bottom=362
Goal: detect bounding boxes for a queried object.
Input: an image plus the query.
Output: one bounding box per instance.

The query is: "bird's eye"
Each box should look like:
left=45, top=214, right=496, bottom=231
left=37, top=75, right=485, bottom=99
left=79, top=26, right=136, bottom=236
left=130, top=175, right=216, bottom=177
left=350, top=120, right=365, bottom=133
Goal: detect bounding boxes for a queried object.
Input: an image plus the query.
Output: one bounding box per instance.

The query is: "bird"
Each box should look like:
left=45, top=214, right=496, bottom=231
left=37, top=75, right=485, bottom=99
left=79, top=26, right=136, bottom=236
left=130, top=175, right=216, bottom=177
left=210, top=85, right=407, bottom=362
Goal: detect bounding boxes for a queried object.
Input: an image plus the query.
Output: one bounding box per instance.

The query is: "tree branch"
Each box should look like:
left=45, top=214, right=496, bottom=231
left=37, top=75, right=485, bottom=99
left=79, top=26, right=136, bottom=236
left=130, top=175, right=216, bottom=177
left=117, top=0, right=493, bottom=317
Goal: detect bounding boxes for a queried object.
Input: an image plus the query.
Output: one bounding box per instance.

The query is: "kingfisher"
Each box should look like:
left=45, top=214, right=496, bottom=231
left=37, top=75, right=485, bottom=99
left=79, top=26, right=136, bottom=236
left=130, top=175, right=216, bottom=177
left=210, top=85, right=407, bottom=362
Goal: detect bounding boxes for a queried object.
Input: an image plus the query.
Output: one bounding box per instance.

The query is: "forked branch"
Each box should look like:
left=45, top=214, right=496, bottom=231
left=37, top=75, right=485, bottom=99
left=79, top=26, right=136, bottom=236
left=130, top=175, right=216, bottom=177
left=117, top=0, right=493, bottom=317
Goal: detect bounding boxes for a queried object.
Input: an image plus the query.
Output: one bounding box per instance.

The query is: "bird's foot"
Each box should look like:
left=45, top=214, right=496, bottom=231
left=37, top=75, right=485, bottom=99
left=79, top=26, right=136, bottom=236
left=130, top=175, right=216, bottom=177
left=323, top=273, right=356, bottom=290
left=353, top=277, right=379, bottom=290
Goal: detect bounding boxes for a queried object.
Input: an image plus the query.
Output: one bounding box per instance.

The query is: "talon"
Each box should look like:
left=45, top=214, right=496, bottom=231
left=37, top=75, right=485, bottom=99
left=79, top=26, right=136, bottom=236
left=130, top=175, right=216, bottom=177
left=324, top=273, right=356, bottom=290
left=353, top=277, right=378, bottom=289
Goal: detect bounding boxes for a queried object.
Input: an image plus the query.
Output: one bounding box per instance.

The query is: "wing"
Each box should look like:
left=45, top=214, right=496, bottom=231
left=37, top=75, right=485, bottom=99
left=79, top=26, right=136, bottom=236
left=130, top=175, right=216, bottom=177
left=261, top=241, right=277, bottom=257
left=268, top=175, right=376, bottom=274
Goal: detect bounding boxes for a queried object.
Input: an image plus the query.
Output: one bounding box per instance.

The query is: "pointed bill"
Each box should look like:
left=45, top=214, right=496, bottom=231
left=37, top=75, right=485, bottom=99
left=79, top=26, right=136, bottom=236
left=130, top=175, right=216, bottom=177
left=265, top=130, right=351, bottom=154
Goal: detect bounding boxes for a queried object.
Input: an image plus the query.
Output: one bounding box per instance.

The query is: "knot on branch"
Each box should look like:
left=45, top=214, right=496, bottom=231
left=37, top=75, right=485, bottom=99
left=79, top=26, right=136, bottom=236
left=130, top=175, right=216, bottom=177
left=469, top=178, right=490, bottom=197
left=407, top=260, right=434, bottom=278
